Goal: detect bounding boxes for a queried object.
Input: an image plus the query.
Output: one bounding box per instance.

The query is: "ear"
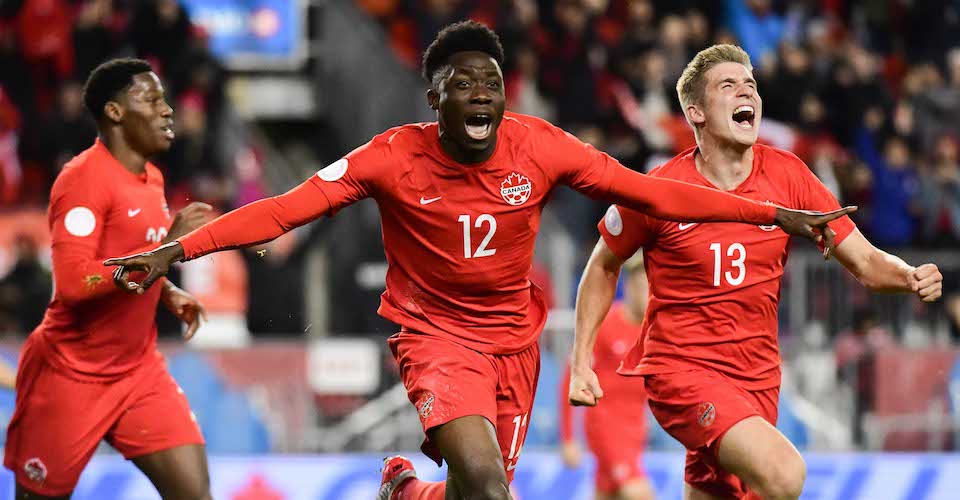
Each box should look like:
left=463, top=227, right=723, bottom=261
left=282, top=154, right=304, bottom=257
left=686, top=103, right=705, bottom=127
left=427, top=88, right=439, bottom=111
left=104, top=101, right=123, bottom=124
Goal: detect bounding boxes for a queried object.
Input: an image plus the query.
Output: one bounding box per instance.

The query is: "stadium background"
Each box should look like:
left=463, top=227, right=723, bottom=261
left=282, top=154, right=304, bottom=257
left=1, top=0, right=960, bottom=498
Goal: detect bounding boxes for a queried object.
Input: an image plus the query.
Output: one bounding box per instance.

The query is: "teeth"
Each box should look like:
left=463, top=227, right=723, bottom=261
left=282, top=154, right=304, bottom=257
left=734, top=105, right=754, bottom=115
left=466, top=122, right=491, bottom=140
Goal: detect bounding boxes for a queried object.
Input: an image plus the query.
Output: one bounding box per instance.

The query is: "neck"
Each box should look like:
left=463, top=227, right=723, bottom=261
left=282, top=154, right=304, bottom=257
left=695, top=134, right=754, bottom=191
left=100, top=131, right=148, bottom=175
left=439, top=127, right=496, bottom=164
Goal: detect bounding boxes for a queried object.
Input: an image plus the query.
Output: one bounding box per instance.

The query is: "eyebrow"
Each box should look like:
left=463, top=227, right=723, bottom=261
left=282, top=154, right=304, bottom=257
left=720, top=77, right=757, bottom=86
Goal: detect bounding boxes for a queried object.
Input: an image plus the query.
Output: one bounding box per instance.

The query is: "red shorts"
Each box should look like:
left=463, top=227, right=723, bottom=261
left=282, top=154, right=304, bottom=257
left=4, top=334, right=205, bottom=496
left=389, top=331, right=539, bottom=483
left=644, top=369, right=778, bottom=499
left=585, top=410, right=647, bottom=494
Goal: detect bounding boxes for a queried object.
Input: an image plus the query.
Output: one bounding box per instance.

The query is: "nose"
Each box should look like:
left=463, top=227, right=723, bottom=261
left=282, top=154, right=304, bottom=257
left=470, top=87, right=493, bottom=105
left=160, top=101, right=173, bottom=118
left=737, top=83, right=755, bottom=99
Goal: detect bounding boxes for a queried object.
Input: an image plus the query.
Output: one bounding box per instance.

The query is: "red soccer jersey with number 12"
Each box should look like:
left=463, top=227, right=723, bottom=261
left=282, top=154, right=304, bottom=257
left=601, top=145, right=855, bottom=390
left=312, top=112, right=621, bottom=354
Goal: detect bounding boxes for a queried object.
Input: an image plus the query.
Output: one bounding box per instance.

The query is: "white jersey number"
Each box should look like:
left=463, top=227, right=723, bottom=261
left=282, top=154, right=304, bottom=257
left=710, top=242, right=746, bottom=286
left=458, top=214, right=497, bottom=258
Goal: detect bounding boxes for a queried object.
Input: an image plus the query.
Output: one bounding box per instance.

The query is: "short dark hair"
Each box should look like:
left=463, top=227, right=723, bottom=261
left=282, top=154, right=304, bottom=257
left=82, top=58, right=154, bottom=119
left=421, top=21, right=505, bottom=86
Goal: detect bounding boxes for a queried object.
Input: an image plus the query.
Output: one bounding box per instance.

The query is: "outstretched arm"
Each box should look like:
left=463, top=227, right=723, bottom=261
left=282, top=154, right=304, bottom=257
left=105, top=179, right=331, bottom=293
left=568, top=238, right=623, bottom=407
left=603, top=166, right=856, bottom=242
left=833, top=229, right=942, bottom=301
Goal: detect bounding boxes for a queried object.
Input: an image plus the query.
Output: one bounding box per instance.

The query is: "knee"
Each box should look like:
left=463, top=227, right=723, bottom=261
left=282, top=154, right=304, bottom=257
left=457, top=462, right=511, bottom=500
left=754, top=453, right=805, bottom=500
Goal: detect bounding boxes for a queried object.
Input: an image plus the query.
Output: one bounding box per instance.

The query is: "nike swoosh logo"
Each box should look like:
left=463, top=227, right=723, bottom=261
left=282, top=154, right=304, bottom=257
left=678, top=222, right=697, bottom=230
left=128, top=209, right=141, bottom=217
left=420, top=196, right=442, bottom=205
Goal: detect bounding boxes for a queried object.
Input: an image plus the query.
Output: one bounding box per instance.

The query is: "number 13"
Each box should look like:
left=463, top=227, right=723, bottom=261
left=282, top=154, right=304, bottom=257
left=710, top=242, right=746, bottom=286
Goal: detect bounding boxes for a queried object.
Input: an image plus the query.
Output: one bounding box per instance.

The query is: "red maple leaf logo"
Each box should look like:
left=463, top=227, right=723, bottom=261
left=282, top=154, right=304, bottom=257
left=500, top=172, right=532, bottom=206
left=232, top=474, right=285, bottom=500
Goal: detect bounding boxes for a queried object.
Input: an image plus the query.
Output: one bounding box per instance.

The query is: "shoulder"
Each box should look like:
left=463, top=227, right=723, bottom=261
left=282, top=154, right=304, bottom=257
left=647, top=147, right=698, bottom=179
left=501, top=111, right=566, bottom=142
left=755, top=144, right=809, bottom=175
left=369, top=122, right=436, bottom=152
left=52, top=148, right=107, bottom=194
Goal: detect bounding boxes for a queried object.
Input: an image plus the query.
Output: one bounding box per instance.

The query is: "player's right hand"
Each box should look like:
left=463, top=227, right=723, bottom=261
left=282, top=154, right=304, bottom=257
left=103, top=242, right=186, bottom=294
left=561, top=441, right=582, bottom=468
left=163, top=202, right=214, bottom=243
left=568, top=367, right=603, bottom=407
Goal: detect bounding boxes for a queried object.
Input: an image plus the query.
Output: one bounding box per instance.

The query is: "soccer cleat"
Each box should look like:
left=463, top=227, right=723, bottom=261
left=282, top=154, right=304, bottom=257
left=377, top=455, right=417, bottom=500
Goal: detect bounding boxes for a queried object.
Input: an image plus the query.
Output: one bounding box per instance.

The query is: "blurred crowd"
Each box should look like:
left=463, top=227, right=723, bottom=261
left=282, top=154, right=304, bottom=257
left=362, top=0, right=960, bottom=249
left=0, top=0, right=232, bottom=209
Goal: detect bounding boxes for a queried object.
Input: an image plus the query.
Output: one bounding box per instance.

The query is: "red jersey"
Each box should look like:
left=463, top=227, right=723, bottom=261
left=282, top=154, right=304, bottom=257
left=180, top=113, right=776, bottom=354
left=37, top=140, right=169, bottom=380
left=560, top=302, right=648, bottom=442
left=601, top=145, right=856, bottom=389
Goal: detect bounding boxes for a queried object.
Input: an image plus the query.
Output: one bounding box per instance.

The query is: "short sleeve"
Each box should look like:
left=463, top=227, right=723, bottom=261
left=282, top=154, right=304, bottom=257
left=310, top=136, right=394, bottom=215
left=791, top=155, right=857, bottom=247
left=529, top=120, right=619, bottom=198
left=597, top=205, right=658, bottom=261
left=49, top=167, right=110, bottom=256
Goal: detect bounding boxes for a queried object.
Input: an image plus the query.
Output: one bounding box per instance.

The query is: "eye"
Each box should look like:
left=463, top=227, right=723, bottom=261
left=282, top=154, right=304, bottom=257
left=721, top=83, right=733, bottom=90
left=457, top=80, right=470, bottom=89
left=486, top=81, right=500, bottom=89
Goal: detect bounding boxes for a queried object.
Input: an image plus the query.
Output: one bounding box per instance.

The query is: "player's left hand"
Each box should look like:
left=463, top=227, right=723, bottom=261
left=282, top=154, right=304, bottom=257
left=908, top=263, right=942, bottom=302
left=161, top=283, right=208, bottom=340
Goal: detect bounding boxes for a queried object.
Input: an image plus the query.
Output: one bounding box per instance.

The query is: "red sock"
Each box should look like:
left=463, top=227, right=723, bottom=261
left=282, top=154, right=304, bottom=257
left=395, top=478, right=446, bottom=500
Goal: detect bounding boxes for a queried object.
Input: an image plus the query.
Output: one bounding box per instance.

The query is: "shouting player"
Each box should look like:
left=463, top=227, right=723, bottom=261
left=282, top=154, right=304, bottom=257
left=4, top=59, right=213, bottom=499
left=103, top=24, right=850, bottom=500
left=569, top=45, right=943, bottom=500
left=560, top=254, right=654, bottom=500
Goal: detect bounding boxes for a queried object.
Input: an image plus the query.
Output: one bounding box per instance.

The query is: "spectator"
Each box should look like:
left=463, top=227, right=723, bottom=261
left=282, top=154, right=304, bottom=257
left=0, top=233, right=50, bottom=335
left=834, top=307, right=895, bottom=446
left=918, top=134, right=960, bottom=246
left=725, top=0, right=784, bottom=67
left=853, top=126, right=921, bottom=247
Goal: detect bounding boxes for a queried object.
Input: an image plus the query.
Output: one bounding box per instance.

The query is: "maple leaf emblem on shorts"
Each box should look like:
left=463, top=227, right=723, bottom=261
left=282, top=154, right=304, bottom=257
left=82, top=273, right=104, bottom=291
left=697, top=402, right=716, bottom=428
left=416, top=393, right=435, bottom=420
left=500, top=172, right=532, bottom=206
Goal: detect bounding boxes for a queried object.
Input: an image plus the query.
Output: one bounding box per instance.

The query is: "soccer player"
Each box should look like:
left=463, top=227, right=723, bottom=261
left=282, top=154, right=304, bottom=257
left=568, top=45, right=943, bottom=500
left=103, top=24, right=850, bottom=500
left=560, top=254, right=654, bottom=500
left=4, top=59, right=214, bottom=500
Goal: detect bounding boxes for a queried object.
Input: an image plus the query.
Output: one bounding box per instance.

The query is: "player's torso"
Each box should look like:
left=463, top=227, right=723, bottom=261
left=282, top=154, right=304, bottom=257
left=99, top=170, right=170, bottom=257
left=378, top=145, right=552, bottom=294
left=594, top=305, right=646, bottom=398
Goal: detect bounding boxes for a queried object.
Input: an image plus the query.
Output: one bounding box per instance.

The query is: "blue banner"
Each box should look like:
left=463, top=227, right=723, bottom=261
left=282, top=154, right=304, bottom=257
left=180, top=0, right=305, bottom=69
left=3, top=452, right=959, bottom=499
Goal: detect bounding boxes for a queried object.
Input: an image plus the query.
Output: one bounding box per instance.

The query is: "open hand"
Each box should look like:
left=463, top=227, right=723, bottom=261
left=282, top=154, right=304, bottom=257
left=162, top=284, right=208, bottom=340
left=104, top=242, right=185, bottom=294
left=775, top=206, right=857, bottom=259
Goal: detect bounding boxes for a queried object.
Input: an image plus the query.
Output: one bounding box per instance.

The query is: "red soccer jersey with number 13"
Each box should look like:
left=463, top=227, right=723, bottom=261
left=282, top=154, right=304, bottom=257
left=601, top=145, right=855, bottom=390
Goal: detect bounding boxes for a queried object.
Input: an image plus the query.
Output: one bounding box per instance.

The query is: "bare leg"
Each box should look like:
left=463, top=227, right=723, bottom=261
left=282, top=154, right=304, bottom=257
left=131, top=444, right=211, bottom=500
left=715, top=416, right=805, bottom=500
left=432, top=415, right=511, bottom=500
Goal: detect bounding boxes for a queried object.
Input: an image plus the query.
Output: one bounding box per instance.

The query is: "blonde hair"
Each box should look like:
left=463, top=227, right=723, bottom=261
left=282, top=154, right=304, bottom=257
left=676, top=44, right=753, bottom=113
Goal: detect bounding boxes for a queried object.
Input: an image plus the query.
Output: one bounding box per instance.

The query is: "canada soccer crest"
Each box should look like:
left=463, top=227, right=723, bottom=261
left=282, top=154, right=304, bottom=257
left=24, top=457, right=47, bottom=483
left=500, top=172, right=532, bottom=206
left=697, top=402, right=716, bottom=428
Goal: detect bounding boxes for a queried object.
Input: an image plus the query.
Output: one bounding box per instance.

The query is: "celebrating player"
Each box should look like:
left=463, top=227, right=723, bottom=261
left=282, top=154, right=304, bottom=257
left=4, top=59, right=213, bottom=500
left=560, top=254, right=654, bottom=500
left=103, top=24, right=850, bottom=500
left=569, top=44, right=943, bottom=500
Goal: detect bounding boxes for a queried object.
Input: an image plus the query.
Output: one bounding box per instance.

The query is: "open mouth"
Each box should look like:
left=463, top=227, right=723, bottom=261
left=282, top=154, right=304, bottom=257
left=161, top=125, right=175, bottom=141
left=465, top=114, right=493, bottom=140
left=732, top=105, right=755, bottom=129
